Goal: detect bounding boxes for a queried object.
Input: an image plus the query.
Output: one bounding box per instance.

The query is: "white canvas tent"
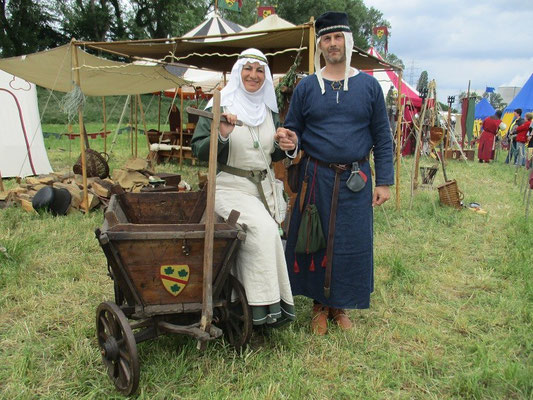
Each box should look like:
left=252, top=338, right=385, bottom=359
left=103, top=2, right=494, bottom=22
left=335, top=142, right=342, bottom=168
left=0, top=69, right=52, bottom=178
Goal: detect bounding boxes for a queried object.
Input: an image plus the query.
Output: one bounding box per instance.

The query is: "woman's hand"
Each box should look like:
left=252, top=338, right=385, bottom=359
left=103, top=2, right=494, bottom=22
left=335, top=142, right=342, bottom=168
left=274, top=127, right=298, bottom=151
left=219, top=113, right=238, bottom=138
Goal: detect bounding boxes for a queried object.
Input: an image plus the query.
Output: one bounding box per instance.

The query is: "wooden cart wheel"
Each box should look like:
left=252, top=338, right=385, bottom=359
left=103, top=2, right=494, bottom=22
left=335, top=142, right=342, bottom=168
left=218, top=274, right=253, bottom=351
left=96, top=301, right=140, bottom=396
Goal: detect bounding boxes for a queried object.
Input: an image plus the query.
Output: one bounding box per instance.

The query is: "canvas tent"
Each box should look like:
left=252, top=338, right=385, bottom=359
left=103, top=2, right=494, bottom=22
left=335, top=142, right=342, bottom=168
left=0, top=44, right=187, bottom=96
left=74, top=20, right=398, bottom=75
left=182, top=13, right=244, bottom=42
left=501, top=73, right=533, bottom=134
left=0, top=69, right=53, bottom=178
left=474, top=97, right=495, bottom=120
left=363, top=47, right=421, bottom=108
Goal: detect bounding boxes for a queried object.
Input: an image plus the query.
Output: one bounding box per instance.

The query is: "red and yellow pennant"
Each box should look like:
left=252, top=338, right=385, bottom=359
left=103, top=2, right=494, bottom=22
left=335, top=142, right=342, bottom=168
left=258, top=6, right=275, bottom=20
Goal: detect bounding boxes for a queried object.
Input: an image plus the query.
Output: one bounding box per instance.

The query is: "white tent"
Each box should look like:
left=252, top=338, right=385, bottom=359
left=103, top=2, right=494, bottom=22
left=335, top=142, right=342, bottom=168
left=0, top=69, right=52, bottom=178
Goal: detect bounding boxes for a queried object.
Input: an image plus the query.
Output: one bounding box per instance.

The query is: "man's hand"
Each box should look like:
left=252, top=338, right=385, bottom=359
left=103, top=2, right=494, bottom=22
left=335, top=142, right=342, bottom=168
left=372, top=185, right=391, bottom=206
left=274, top=127, right=298, bottom=151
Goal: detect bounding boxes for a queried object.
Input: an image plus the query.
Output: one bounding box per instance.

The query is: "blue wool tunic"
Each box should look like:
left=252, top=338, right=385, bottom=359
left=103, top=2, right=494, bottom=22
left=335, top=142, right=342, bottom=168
left=284, top=72, right=394, bottom=309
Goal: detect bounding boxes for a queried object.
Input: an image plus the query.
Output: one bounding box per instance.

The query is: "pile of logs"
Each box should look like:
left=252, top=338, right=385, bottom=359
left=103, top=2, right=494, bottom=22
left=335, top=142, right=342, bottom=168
left=0, top=158, right=187, bottom=214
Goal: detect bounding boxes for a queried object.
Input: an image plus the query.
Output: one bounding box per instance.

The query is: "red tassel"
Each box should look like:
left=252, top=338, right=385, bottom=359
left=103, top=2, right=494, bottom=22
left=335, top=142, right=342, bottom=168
left=321, top=255, right=327, bottom=268
left=293, top=259, right=300, bottom=273
left=309, top=258, right=316, bottom=271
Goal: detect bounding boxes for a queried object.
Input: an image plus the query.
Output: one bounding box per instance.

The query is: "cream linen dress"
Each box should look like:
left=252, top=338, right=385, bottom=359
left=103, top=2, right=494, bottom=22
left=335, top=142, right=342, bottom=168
left=214, top=111, right=294, bottom=319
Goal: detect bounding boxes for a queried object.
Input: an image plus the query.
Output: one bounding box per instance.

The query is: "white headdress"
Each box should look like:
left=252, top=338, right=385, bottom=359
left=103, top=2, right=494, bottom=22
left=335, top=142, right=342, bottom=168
left=314, top=31, right=355, bottom=95
left=206, top=48, right=278, bottom=126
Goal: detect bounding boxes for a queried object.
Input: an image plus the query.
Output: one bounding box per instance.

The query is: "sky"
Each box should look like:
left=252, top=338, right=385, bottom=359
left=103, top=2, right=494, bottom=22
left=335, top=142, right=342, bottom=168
left=363, top=0, right=533, bottom=107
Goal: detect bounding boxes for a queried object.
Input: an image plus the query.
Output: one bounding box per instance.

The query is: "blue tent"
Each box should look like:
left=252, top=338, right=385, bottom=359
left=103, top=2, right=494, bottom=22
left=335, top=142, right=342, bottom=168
left=501, top=73, right=533, bottom=132
left=503, top=73, right=533, bottom=114
left=474, top=97, right=496, bottom=120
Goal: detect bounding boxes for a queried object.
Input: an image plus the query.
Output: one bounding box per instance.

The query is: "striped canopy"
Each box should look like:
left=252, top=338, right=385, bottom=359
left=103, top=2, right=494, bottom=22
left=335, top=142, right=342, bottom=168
left=182, top=14, right=244, bottom=43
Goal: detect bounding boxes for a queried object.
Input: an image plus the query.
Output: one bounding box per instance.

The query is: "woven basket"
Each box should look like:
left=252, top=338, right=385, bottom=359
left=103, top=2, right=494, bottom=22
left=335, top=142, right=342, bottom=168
left=437, top=179, right=463, bottom=209
left=73, top=149, right=110, bottom=179
left=420, top=166, right=438, bottom=185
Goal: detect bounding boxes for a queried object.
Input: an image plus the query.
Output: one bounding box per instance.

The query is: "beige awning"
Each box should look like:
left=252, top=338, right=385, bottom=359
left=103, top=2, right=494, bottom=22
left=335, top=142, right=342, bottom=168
left=81, top=23, right=400, bottom=74
left=0, top=43, right=187, bottom=96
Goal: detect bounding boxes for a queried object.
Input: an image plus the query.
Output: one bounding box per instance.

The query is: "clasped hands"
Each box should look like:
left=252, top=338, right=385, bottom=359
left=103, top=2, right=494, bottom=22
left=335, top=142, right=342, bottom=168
left=219, top=113, right=297, bottom=151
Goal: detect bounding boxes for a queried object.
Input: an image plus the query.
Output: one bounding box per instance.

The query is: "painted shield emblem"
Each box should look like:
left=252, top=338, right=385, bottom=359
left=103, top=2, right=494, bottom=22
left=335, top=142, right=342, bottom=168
left=160, top=265, right=190, bottom=296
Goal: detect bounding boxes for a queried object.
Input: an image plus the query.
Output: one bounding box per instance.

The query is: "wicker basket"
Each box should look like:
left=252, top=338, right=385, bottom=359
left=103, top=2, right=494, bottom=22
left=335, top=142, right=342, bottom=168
left=420, top=166, right=438, bottom=185
left=437, top=179, right=463, bottom=209
left=73, top=148, right=110, bottom=179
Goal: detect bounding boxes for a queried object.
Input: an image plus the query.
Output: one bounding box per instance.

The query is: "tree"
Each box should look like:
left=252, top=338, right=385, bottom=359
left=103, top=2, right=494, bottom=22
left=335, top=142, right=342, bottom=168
left=416, top=71, right=428, bottom=93
left=128, top=0, right=209, bottom=39
left=383, top=53, right=404, bottom=69
left=484, top=92, right=507, bottom=110
left=0, top=0, right=64, bottom=57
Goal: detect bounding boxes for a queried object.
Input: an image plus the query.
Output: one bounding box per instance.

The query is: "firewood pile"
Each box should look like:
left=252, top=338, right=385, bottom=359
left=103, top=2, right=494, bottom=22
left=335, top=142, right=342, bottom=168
left=0, top=158, right=187, bottom=214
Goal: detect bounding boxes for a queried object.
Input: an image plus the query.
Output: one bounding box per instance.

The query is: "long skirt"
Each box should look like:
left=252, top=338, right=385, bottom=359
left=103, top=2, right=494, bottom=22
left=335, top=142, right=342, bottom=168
left=478, top=131, right=495, bottom=161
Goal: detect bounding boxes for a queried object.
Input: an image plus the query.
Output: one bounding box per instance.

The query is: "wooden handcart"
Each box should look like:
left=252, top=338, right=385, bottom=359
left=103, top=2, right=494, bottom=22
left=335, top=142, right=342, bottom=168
left=94, top=90, right=250, bottom=395
left=94, top=189, right=250, bottom=395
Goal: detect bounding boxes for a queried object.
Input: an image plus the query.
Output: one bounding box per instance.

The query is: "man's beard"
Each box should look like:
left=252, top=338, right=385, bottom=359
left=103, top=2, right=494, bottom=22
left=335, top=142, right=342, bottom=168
left=323, top=47, right=346, bottom=65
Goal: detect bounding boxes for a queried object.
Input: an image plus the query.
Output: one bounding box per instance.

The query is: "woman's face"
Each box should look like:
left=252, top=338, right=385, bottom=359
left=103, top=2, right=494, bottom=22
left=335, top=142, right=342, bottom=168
left=241, top=61, right=265, bottom=93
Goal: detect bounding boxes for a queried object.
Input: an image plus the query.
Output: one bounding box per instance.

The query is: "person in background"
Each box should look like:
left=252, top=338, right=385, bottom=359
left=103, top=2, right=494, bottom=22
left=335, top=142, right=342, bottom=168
left=515, top=112, right=532, bottom=166
left=505, top=108, right=524, bottom=164
left=277, top=12, right=394, bottom=335
left=478, top=110, right=503, bottom=163
left=168, top=104, right=181, bottom=133
left=192, top=48, right=297, bottom=329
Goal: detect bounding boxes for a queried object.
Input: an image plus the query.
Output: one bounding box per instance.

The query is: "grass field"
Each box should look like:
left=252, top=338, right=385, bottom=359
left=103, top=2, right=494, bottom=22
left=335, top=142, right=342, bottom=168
left=1, top=131, right=532, bottom=399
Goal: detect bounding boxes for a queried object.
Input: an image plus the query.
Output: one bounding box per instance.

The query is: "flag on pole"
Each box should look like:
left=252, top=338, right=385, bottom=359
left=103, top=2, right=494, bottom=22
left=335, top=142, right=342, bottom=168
left=485, top=86, right=495, bottom=93
left=218, top=0, right=242, bottom=12
left=257, top=6, right=276, bottom=21
left=372, top=26, right=389, bottom=55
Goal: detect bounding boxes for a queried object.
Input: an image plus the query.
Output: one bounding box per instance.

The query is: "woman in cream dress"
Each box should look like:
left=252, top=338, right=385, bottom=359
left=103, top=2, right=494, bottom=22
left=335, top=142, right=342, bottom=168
left=192, top=48, right=299, bottom=327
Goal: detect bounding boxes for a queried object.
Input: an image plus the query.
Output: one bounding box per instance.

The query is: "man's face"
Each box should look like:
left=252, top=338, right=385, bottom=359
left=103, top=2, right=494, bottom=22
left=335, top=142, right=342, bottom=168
left=319, top=32, right=346, bottom=65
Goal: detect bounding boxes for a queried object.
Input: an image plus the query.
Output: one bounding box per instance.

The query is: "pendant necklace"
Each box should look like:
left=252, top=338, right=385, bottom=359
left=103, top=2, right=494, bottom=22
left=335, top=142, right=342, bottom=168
left=331, top=80, right=342, bottom=104
left=249, top=127, right=260, bottom=149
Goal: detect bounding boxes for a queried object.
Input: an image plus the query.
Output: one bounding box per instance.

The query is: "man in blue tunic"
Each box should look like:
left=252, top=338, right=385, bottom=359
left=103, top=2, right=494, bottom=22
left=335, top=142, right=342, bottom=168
left=275, top=11, right=394, bottom=335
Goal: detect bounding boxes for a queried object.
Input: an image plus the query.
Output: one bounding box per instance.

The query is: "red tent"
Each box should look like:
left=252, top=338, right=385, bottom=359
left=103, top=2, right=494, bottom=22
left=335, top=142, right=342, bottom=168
left=363, top=47, right=422, bottom=108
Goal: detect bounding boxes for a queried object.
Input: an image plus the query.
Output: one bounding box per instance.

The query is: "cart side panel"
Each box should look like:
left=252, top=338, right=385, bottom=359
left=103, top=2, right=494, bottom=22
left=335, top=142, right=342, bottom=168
left=118, top=191, right=206, bottom=225
left=112, top=238, right=232, bottom=305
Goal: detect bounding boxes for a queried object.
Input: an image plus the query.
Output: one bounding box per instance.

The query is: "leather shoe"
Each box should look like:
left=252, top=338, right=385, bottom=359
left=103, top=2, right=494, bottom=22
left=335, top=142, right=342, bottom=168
left=311, top=304, right=329, bottom=335
left=329, top=308, right=353, bottom=330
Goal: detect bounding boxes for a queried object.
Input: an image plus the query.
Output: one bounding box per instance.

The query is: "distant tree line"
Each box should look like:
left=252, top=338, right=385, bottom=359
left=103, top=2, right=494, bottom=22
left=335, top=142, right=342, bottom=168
left=0, top=0, right=403, bottom=66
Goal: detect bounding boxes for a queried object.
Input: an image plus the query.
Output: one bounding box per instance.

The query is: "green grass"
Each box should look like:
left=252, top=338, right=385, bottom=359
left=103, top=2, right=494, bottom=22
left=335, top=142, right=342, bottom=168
left=1, top=135, right=532, bottom=399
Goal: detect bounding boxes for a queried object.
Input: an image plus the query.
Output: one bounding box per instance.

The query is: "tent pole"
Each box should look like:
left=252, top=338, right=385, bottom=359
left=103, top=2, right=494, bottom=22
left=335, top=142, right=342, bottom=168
left=137, top=94, right=150, bottom=152
left=157, top=92, right=162, bottom=133
left=395, top=70, right=404, bottom=210
left=135, top=94, right=138, bottom=157
left=180, top=90, right=184, bottom=167
left=308, top=18, right=315, bottom=74
left=130, top=94, right=134, bottom=156
left=0, top=170, right=4, bottom=192
left=102, top=97, right=107, bottom=154
left=409, top=81, right=431, bottom=208
left=72, top=41, right=89, bottom=214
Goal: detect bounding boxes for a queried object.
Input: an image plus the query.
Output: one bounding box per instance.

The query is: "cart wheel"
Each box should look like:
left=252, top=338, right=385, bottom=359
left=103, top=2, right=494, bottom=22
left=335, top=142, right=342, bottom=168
left=96, top=301, right=140, bottom=396
left=218, top=274, right=252, bottom=351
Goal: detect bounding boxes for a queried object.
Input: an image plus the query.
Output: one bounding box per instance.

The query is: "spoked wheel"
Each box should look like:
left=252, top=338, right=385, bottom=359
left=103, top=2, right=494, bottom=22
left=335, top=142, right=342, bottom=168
left=217, top=274, right=253, bottom=351
left=96, top=301, right=140, bottom=396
